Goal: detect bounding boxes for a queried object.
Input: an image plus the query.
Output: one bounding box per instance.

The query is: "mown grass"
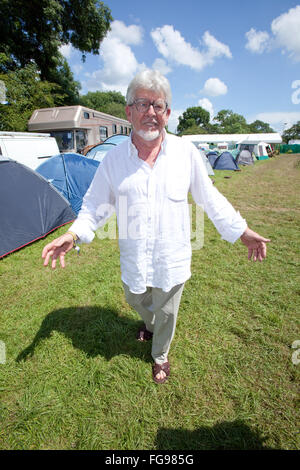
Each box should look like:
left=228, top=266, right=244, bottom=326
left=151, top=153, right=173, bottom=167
left=0, top=154, right=299, bottom=450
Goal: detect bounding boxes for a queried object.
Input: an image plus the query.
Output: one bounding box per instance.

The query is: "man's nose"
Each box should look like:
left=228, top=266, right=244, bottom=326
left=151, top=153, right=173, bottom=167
left=146, top=104, right=156, bottom=115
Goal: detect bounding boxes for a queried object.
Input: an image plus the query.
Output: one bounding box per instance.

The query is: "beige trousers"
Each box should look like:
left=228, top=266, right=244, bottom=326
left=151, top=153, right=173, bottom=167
left=123, top=282, right=184, bottom=364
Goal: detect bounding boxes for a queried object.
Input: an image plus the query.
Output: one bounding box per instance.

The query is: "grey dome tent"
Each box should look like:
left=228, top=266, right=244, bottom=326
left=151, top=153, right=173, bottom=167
left=0, top=159, right=75, bottom=259
left=236, top=149, right=254, bottom=165
left=213, top=152, right=240, bottom=170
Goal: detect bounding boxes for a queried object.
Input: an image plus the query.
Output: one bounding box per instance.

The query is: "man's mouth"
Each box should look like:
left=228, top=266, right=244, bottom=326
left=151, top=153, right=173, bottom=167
left=143, top=121, right=158, bottom=128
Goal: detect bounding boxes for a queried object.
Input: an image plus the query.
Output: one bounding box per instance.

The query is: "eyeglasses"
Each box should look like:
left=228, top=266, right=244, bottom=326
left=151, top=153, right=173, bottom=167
left=130, top=98, right=168, bottom=115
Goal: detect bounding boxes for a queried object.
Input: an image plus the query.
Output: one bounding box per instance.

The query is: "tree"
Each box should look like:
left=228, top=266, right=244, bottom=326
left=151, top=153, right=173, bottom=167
left=177, top=107, right=210, bottom=134
left=282, top=121, right=300, bottom=143
left=50, top=57, right=81, bottom=105
left=213, top=109, right=250, bottom=134
left=0, top=62, right=66, bottom=131
left=0, top=0, right=112, bottom=82
left=79, top=91, right=127, bottom=119
left=249, top=119, right=274, bottom=133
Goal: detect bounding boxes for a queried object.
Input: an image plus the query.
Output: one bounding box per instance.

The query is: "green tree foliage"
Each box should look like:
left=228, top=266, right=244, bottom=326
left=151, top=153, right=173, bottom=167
left=282, top=121, right=300, bottom=143
left=213, top=109, right=249, bottom=134
left=0, top=0, right=112, bottom=82
left=79, top=91, right=127, bottom=119
left=249, top=119, right=274, bottom=133
left=0, top=62, right=65, bottom=131
left=177, top=107, right=210, bottom=134
left=0, top=0, right=112, bottom=107
left=177, top=106, right=275, bottom=135
left=51, top=57, right=81, bottom=105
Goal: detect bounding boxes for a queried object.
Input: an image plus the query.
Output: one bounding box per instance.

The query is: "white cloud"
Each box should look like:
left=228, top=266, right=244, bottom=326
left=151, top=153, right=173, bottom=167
left=59, top=44, right=73, bottom=59
left=151, top=25, right=232, bottom=71
left=245, top=6, right=300, bottom=61
left=201, top=31, right=232, bottom=62
left=202, top=78, right=228, bottom=97
left=252, top=111, right=300, bottom=132
left=152, top=58, right=172, bottom=75
left=82, top=20, right=144, bottom=94
left=271, top=5, right=300, bottom=61
left=198, top=98, right=214, bottom=121
left=109, top=20, right=143, bottom=45
left=245, top=28, right=270, bottom=54
left=167, top=109, right=183, bottom=133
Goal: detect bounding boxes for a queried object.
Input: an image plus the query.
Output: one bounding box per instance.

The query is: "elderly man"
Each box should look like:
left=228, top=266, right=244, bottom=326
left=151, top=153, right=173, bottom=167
left=42, top=69, right=270, bottom=384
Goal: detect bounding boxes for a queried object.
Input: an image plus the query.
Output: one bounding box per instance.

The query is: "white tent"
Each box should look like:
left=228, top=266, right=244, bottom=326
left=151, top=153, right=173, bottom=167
left=198, top=149, right=214, bottom=175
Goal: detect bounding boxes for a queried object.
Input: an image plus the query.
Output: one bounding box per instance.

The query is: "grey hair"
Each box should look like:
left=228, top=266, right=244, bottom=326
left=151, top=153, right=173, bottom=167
left=126, top=69, right=172, bottom=108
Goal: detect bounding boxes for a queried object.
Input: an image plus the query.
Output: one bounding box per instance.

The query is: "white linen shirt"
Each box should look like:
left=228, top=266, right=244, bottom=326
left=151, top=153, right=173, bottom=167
left=70, top=132, right=247, bottom=293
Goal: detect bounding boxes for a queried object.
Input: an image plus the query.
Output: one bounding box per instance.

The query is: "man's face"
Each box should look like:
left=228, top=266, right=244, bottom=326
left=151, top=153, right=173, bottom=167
left=125, top=88, right=171, bottom=141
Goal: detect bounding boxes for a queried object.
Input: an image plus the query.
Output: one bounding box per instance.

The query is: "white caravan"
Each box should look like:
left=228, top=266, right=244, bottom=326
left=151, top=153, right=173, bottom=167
left=0, top=131, right=59, bottom=170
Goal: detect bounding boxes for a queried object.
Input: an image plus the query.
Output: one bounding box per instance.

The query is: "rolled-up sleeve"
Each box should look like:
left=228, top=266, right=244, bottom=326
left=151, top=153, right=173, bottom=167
left=189, top=148, right=247, bottom=243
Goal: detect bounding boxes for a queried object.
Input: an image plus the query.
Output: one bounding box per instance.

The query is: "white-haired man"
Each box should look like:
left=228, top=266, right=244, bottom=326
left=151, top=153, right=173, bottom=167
left=42, top=69, right=270, bottom=384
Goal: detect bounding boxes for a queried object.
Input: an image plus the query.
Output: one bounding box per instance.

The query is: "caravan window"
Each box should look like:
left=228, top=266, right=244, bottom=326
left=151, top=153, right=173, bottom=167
left=50, top=131, right=74, bottom=152
left=100, top=126, right=108, bottom=140
left=112, top=124, right=117, bottom=134
left=75, top=130, right=87, bottom=153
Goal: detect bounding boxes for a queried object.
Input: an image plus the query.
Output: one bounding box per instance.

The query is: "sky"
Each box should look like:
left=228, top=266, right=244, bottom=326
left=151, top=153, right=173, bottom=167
left=60, top=0, right=300, bottom=134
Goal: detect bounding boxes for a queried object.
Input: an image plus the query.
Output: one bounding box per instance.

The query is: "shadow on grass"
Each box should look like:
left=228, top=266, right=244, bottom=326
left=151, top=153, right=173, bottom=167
left=155, top=419, right=273, bottom=450
left=16, top=306, right=151, bottom=363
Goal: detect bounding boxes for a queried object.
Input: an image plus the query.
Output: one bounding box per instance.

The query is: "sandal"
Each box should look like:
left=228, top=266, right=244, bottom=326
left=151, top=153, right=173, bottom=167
left=152, top=361, right=170, bottom=384
left=136, top=324, right=153, bottom=342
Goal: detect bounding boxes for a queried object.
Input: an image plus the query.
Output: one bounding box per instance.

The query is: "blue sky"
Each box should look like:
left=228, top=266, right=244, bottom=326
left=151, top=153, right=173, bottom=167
left=61, top=0, right=300, bottom=134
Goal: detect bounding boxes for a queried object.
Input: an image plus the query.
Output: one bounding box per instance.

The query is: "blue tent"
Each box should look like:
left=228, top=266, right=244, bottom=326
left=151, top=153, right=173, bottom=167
left=36, top=153, right=100, bottom=214
left=104, top=134, right=129, bottom=145
left=207, top=152, right=219, bottom=168
left=0, top=159, right=75, bottom=258
left=86, top=143, right=116, bottom=162
left=213, top=152, right=240, bottom=170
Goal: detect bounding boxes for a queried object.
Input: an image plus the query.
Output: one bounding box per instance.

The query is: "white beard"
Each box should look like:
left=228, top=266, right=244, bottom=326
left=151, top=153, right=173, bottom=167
left=135, top=129, right=160, bottom=141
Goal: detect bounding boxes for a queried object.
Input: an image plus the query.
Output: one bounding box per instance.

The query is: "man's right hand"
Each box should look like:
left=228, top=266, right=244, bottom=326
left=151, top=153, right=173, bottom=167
left=42, top=232, right=75, bottom=269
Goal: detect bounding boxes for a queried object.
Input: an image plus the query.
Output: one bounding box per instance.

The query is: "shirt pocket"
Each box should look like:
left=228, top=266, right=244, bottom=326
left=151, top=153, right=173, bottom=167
left=166, top=178, right=188, bottom=202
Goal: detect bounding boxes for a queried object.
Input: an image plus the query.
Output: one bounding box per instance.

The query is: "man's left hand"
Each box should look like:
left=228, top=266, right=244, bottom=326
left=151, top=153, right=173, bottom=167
left=240, top=227, right=271, bottom=262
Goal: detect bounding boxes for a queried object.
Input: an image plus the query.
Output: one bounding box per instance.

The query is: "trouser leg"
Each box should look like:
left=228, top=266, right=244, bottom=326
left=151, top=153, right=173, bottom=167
left=123, top=282, right=184, bottom=365
left=150, top=283, right=184, bottom=364
left=122, top=284, right=155, bottom=332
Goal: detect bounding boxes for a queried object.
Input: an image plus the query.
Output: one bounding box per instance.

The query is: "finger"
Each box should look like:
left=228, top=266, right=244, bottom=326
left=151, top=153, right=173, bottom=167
left=59, top=252, right=66, bottom=268
left=43, top=248, right=54, bottom=266
left=42, top=243, right=53, bottom=259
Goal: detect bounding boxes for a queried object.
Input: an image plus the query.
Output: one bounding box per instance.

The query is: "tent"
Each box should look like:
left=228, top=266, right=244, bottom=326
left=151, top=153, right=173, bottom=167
left=256, top=142, right=272, bottom=160
left=207, top=152, right=219, bottom=168
left=36, top=153, right=100, bottom=215
left=104, top=134, right=129, bottom=145
left=198, top=150, right=214, bottom=175
left=213, top=152, right=240, bottom=170
left=0, top=159, right=75, bottom=259
left=86, top=143, right=117, bottom=162
left=236, top=149, right=254, bottom=165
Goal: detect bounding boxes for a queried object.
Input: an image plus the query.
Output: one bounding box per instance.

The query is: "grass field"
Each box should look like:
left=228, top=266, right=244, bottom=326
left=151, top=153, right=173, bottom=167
left=0, top=154, right=299, bottom=450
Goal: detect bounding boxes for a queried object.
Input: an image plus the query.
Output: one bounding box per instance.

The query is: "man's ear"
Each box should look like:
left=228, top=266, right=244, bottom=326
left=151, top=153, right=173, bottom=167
left=125, top=105, right=132, bottom=122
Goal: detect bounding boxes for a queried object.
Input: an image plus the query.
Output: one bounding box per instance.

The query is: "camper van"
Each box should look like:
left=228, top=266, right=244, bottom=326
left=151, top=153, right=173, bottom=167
left=28, top=105, right=131, bottom=154
left=0, top=131, right=60, bottom=170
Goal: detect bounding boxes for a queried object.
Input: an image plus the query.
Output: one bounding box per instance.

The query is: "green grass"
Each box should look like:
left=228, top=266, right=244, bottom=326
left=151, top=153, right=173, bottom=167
left=0, top=154, right=299, bottom=450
